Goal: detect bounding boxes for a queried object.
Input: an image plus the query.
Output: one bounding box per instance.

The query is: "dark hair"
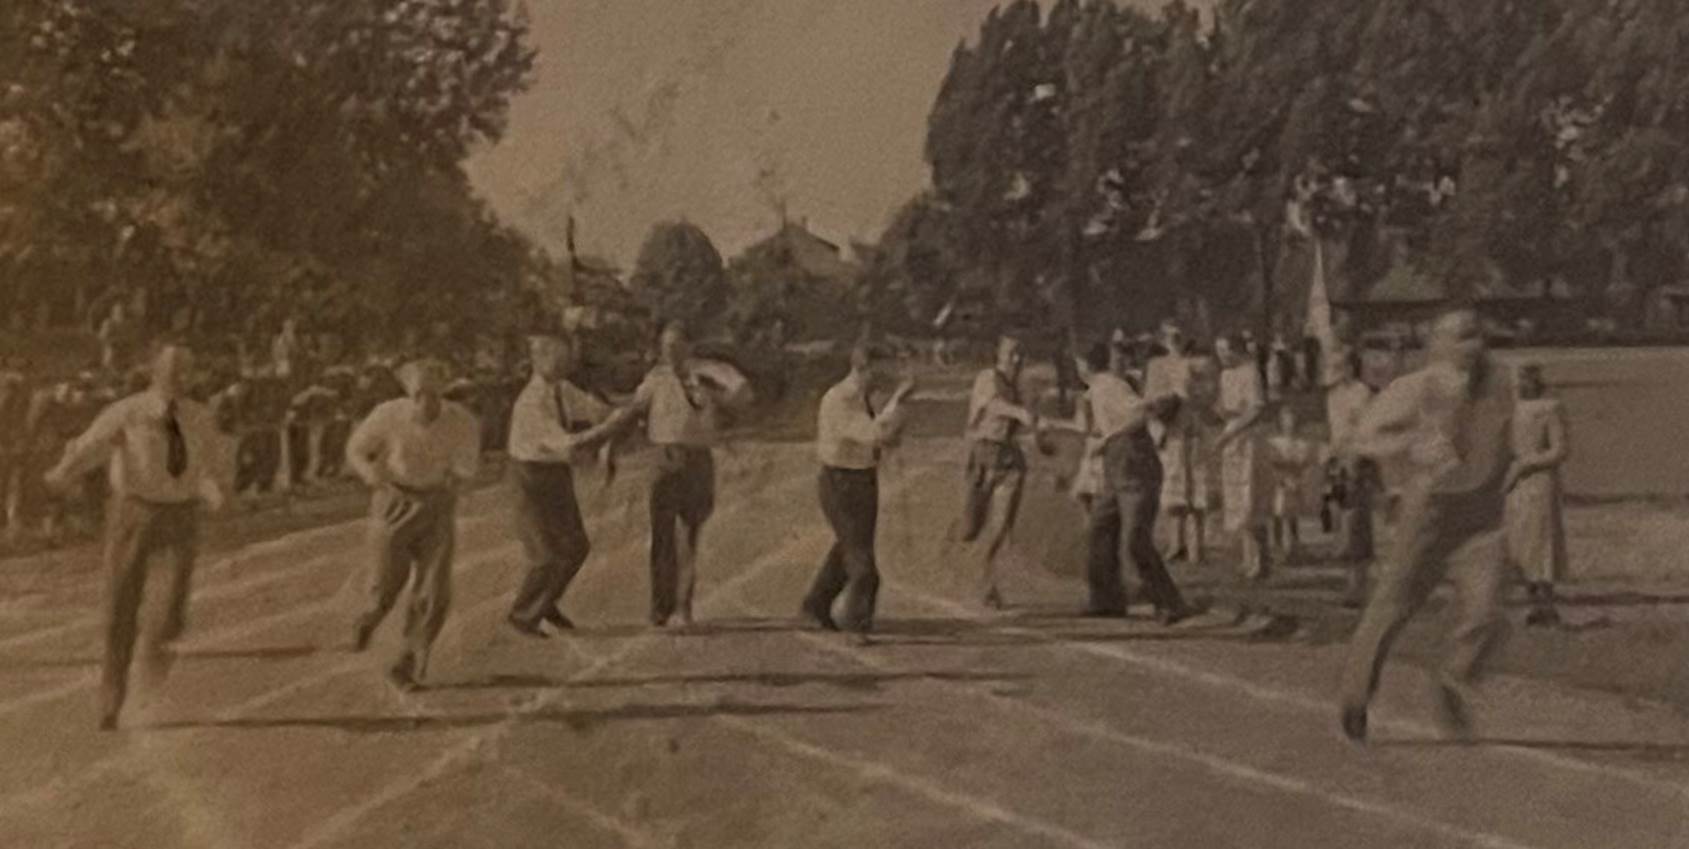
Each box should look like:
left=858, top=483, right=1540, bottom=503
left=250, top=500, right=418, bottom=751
left=851, top=341, right=893, bottom=368
left=1083, top=341, right=1111, bottom=373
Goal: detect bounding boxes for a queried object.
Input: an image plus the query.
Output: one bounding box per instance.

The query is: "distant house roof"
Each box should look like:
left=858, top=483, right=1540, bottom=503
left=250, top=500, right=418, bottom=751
left=741, top=219, right=859, bottom=282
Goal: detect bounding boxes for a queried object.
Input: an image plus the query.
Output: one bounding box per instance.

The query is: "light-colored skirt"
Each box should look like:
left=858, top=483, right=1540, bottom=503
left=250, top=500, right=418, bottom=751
left=1159, top=434, right=1193, bottom=509
left=1506, top=471, right=1567, bottom=583
left=1219, top=436, right=1267, bottom=534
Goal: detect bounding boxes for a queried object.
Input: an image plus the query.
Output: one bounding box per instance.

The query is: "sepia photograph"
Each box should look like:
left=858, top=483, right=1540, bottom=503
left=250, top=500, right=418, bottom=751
left=4, top=0, right=1689, bottom=846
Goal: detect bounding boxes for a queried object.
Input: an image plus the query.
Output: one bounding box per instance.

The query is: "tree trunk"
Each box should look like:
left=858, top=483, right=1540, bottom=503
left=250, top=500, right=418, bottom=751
left=1255, top=222, right=1278, bottom=342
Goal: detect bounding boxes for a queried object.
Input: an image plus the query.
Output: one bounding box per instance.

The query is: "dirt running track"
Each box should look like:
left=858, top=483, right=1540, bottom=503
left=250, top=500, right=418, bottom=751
left=3, top=440, right=1688, bottom=849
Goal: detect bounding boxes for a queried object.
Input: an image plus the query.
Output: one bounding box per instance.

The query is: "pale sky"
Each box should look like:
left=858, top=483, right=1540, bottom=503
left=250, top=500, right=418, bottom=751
left=466, top=0, right=1194, bottom=267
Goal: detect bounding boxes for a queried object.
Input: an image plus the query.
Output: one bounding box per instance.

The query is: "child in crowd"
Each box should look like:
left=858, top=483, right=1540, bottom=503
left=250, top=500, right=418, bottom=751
left=1264, top=404, right=1322, bottom=561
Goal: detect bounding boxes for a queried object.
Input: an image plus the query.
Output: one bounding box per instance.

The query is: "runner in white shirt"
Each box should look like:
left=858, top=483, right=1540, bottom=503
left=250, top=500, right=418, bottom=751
left=802, top=343, right=914, bottom=640
left=345, top=358, right=480, bottom=693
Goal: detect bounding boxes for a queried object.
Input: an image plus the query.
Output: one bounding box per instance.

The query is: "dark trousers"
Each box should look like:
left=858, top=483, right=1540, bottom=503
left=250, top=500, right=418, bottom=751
left=358, top=485, right=456, bottom=679
left=649, top=445, right=714, bottom=624
left=101, top=497, right=200, bottom=720
left=805, top=467, right=880, bottom=633
left=510, top=462, right=591, bottom=625
left=1086, top=483, right=1186, bottom=616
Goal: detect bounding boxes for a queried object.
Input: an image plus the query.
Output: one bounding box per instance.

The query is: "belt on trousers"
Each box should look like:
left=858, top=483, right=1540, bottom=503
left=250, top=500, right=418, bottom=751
left=390, top=481, right=450, bottom=498
left=122, top=495, right=197, bottom=510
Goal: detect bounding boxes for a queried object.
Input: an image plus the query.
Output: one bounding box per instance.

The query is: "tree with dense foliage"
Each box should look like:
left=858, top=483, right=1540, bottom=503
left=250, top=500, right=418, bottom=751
left=1, top=0, right=539, bottom=356
left=628, top=221, right=729, bottom=335
left=895, top=0, right=1689, bottom=342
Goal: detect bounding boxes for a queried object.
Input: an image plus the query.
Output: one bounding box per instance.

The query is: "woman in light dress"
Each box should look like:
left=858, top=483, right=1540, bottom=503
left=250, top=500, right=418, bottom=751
left=1505, top=363, right=1570, bottom=627
left=1213, top=335, right=1271, bottom=580
left=1178, top=353, right=1220, bottom=565
left=1264, top=404, right=1322, bottom=561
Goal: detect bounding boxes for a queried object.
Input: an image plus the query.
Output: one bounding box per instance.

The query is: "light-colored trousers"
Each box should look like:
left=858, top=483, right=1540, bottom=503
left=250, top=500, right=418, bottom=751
left=358, top=485, right=456, bottom=679
left=1340, top=487, right=1509, bottom=708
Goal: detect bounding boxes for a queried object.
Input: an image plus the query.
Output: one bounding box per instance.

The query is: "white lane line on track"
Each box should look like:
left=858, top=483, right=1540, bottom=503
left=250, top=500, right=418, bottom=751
left=727, top=589, right=1546, bottom=849
left=278, top=534, right=815, bottom=849
left=719, top=715, right=1115, bottom=849
left=274, top=466, right=939, bottom=849
left=501, top=766, right=670, bottom=849
left=895, top=582, right=1689, bottom=803
left=0, top=469, right=817, bottom=822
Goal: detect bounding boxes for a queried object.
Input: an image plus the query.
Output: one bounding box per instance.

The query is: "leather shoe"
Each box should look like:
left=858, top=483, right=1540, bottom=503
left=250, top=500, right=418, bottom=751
left=543, top=609, right=576, bottom=631
left=1340, top=704, right=1368, bottom=744
left=506, top=614, right=549, bottom=639
left=800, top=602, right=839, bottom=632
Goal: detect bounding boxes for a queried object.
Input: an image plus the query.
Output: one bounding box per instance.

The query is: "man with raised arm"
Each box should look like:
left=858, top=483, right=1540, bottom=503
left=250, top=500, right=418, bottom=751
left=802, top=342, right=915, bottom=641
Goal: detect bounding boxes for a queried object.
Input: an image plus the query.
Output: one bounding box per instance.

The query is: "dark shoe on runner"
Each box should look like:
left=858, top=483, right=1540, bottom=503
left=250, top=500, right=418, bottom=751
left=386, top=660, right=422, bottom=694
left=800, top=602, right=839, bottom=632
left=351, top=621, right=375, bottom=653
left=543, top=608, right=576, bottom=632
left=506, top=613, right=549, bottom=640
left=1340, top=704, right=1369, bottom=745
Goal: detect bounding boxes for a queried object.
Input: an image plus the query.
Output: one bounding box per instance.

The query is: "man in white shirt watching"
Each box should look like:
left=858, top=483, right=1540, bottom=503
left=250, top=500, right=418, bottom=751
left=345, top=358, right=481, bottom=693
left=46, top=340, right=226, bottom=730
left=505, top=332, right=615, bottom=638
left=802, top=342, right=915, bottom=640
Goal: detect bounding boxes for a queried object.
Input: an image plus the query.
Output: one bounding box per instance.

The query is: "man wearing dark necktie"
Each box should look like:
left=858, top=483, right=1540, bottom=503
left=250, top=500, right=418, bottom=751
left=504, top=333, right=615, bottom=637
left=804, top=343, right=914, bottom=639
left=46, top=342, right=226, bottom=730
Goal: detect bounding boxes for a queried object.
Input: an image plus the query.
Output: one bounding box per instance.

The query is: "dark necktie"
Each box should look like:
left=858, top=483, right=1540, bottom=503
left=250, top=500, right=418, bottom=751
left=864, top=389, right=879, bottom=462
left=552, top=383, right=569, bottom=430
left=164, top=400, right=188, bottom=478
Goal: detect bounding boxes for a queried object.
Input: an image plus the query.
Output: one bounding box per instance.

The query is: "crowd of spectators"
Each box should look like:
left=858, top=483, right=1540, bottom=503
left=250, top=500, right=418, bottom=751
left=0, top=319, right=530, bottom=553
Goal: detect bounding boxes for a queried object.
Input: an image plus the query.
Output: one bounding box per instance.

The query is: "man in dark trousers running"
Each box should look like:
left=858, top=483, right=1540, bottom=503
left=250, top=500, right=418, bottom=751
left=585, top=321, right=749, bottom=630
left=802, top=342, right=914, bottom=641
left=504, top=332, right=615, bottom=637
